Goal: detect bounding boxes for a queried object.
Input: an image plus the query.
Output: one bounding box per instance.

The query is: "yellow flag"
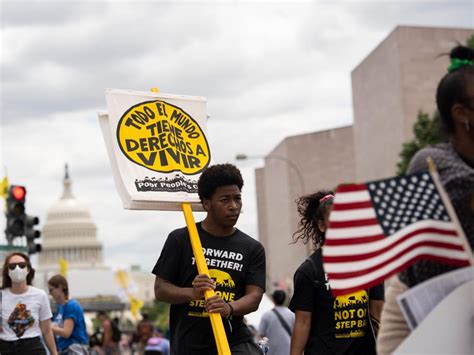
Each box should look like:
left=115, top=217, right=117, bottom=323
left=59, top=257, right=69, bottom=278
left=115, top=270, right=129, bottom=289
left=0, top=176, right=9, bottom=199
left=129, top=295, right=144, bottom=320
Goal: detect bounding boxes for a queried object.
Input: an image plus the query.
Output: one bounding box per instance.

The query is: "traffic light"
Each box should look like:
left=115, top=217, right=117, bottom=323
left=5, top=185, right=26, bottom=239
left=25, top=215, right=42, bottom=255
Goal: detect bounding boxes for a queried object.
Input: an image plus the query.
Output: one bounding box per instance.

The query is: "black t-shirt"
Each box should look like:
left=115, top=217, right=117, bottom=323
left=152, top=223, right=266, bottom=355
left=289, top=249, right=384, bottom=355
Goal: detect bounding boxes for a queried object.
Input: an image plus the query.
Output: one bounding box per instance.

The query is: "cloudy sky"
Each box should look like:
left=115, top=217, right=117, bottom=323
left=1, top=0, right=472, bottom=272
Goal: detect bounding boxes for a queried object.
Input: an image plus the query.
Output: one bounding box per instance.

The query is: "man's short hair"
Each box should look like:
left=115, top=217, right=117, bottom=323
left=198, top=164, right=244, bottom=202
left=272, top=290, right=286, bottom=305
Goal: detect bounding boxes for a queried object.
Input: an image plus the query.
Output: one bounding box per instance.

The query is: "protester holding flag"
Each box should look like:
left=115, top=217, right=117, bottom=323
left=0, top=252, right=58, bottom=355
left=153, top=164, right=266, bottom=354
left=377, top=44, right=474, bottom=354
left=289, top=191, right=384, bottom=355
left=49, top=274, right=89, bottom=354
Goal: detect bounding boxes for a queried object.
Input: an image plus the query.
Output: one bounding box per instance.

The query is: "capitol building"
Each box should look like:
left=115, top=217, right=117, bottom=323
left=34, top=165, right=155, bottom=312
left=39, top=166, right=103, bottom=269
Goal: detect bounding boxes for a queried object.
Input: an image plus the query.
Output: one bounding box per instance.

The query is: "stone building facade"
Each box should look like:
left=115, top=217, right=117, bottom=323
left=255, top=26, right=473, bottom=290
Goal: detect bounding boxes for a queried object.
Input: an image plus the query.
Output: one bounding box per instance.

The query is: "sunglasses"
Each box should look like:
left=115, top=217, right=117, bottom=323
left=8, top=262, right=28, bottom=270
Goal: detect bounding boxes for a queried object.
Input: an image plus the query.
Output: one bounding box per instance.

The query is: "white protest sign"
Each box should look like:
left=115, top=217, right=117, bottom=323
left=394, top=279, right=474, bottom=354
left=99, top=89, right=211, bottom=210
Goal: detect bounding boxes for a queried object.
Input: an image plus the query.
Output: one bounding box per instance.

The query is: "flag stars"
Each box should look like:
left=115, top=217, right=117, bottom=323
left=368, top=172, right=451, bottom=236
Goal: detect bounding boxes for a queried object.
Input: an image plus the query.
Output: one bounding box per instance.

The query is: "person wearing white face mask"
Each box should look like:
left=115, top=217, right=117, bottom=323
left=0, top=252, right=58, bottom=355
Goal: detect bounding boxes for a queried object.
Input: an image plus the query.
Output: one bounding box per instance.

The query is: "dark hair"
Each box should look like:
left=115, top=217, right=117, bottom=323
left=48, top=274, right=69, bottom=299
left=272, top=290, right=286, bottom=305
left=198, top=164, right=244, bottom=202
left=1, top=252, right=35, bottom=289
left=292, top=190, right=334, bottom=247
left=436, top=45, right=474, bottom=133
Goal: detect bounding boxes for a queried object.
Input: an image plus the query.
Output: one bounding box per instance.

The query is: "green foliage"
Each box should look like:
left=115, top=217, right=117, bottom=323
left=141, top=299, right=170, bottom=333
left=397, top=34, right=473, bottom=175
left=396, top=111, right=447, bottom=175
left=467, top=34, right=474, bottom=50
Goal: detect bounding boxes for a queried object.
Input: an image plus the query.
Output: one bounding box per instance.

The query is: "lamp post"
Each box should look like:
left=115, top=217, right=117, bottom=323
left=236, top=153, right=311, bottom=259
left=235, top=154, right=305, bottom=195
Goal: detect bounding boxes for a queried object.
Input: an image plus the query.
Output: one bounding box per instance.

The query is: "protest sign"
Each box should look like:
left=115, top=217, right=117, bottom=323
left=99, top=89, right=211, bottom=210
left=100, top=88, right=231, bottom=354
left=394, top=279, right=474, bottom=354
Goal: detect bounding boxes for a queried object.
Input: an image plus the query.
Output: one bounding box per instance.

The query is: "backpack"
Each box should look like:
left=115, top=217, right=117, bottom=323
left=111, top=321, right=122, bottom=343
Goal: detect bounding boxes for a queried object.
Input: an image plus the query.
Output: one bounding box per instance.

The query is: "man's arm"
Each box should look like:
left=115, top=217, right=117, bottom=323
left=206, top=284, right=264, bottom=317
left=102, top=320, right=112, bottom=345
left=258, top=313, right=269, bottom=338
left=290, top=310, right=311, bottom=355
left=154, top=274, right=215, bottom=304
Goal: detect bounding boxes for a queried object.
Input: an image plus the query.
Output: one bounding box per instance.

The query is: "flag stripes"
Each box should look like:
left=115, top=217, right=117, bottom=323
left=323, top=172, right=471, bottom=295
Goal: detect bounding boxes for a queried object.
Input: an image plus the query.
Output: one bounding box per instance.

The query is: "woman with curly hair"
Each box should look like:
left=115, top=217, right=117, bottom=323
left=289, top=191, right=384, bottom=355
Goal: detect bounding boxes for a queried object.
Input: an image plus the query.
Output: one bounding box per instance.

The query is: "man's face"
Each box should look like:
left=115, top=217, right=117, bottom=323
left=203, top=185, right=242, bottom=228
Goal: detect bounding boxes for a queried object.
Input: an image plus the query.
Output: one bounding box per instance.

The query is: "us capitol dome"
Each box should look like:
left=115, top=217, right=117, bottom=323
left=39, top=165, right=104, bottom=269
left=34, top=165, right=155, bottom=312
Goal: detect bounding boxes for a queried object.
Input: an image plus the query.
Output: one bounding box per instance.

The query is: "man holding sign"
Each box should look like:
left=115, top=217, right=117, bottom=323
left=153, top=164, right=266, bottom=354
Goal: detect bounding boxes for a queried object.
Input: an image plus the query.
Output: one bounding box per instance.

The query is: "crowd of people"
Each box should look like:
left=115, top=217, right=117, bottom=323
left=0, top=253, right=169, bottom=355
left=151, top=43, right=473, bottom=355
left=0, top=44, right=472, bottom=354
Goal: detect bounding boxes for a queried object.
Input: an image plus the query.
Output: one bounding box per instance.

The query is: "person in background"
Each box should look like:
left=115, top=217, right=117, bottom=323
left=289, top=191, right=384, bottom=355
left=259, top=289, right=294, bottom=355
left=153, top=163, right=266, bottom=354
left=97, top=311, right=120, bottom=355
left=134, top=313, right=154, bottom=355
left=144, top=328, right=170, bottom=355
left=377, top=44, right=474, bottom=354
left=0, top=252, right=58, bottom=355
left=48, top=274, right=89, bottom=354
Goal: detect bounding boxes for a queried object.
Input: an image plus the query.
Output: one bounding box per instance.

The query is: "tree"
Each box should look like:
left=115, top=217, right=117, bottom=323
left=396, top=34, right=474, bottom=175
left=396, top=111, right=447, bottom=175
left=467, top=34, right=474, bottom=50
left=141, top=299, right=170, bottom=333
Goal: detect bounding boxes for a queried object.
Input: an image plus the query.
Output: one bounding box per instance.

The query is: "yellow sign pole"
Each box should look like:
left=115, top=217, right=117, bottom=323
left=181, top=202, right=231, bottom=355
left=150, top=87, right=231, bottom=355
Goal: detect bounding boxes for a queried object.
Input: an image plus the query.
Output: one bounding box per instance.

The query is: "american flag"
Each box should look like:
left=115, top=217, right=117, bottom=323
left=322, top=171, right=472, bottom=295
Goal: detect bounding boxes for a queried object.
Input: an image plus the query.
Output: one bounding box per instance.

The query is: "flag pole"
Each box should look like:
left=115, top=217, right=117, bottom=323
left=427, top=157, right=474, bottom=265
left=150, top=88, right=231, bottom=355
